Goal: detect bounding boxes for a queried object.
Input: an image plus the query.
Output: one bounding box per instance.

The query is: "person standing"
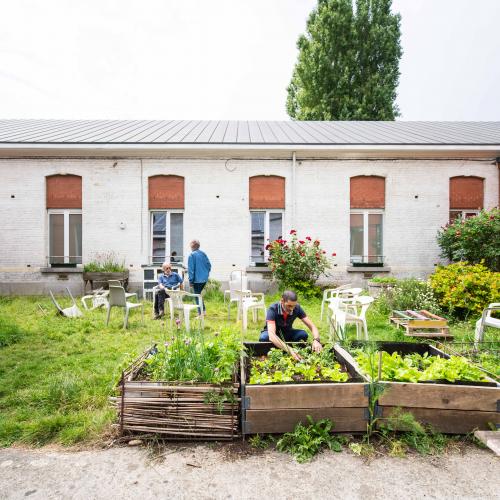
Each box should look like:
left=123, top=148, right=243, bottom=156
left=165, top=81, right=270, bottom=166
left=187, top=239, right=211, bottom=315
left=154, top=262, right=183, bottom=319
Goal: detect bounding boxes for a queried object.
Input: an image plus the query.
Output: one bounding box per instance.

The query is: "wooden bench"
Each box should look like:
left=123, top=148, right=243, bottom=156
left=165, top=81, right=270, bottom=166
left=390, top=310, right=453, bottom=339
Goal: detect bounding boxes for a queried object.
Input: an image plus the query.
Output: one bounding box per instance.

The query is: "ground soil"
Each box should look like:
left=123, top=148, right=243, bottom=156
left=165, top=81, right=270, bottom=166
left=1, top=443, right=499, bottom=499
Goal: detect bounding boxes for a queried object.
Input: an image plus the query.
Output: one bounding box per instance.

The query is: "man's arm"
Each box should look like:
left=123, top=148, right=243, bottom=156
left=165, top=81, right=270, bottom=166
left=187, top=254, right=194, bottom=284
left=267, top=321, right=302, bottom=361
left=301, top=316, right=323, bottom=353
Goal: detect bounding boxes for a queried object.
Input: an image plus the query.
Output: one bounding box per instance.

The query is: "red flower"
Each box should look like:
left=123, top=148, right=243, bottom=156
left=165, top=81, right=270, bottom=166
left=332, top=252, right=337, bottom=257
left=290, top=229, right=297, bottom=235
left=299, top=252, right=305, bottom=257
left=280, top=258, right=285, bottom=264
left=314, top=240, right=320, bottom=246
left=322, top=250, right=326, bottom=254
left=306, top=236, right=312, bottom=241
left=299, top=240, right=305, bottom=244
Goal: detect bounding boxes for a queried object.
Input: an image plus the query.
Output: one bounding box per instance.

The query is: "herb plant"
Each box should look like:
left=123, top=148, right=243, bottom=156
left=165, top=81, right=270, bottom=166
left=355, top=350, right=489, bottom=383
left=249, top=347, right=349, bottom=384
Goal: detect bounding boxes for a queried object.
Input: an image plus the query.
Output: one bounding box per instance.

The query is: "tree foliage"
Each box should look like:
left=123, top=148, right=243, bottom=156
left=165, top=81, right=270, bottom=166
left=287, top=0, right=402, bottom=120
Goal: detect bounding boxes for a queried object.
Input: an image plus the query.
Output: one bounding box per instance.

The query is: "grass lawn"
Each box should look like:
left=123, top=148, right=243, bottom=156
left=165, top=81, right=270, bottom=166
left=0, top=290, right=495, bottom=447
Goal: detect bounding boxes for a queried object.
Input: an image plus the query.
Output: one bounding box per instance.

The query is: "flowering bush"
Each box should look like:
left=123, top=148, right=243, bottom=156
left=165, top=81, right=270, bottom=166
left=430, top=261, right=500, bottom=318
left=437, top=208, right=500, bottom=271
left=267, top=230, right=332, bottom=297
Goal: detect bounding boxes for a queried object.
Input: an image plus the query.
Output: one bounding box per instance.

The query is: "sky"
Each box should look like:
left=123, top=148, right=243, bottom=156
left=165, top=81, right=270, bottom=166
left=1, top=0, right=499, bottom=121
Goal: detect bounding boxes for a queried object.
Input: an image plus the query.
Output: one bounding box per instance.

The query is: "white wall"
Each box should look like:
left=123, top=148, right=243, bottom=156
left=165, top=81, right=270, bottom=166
left=0, top=156, right=498, bottom=294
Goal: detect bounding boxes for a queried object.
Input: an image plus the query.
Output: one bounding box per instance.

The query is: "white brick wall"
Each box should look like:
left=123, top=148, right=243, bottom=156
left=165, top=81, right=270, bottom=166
left=0, top=156, right=498, bottom=294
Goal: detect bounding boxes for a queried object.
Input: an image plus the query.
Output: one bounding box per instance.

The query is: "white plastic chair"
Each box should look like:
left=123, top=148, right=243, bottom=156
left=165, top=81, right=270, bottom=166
left=224, top=271, right=251, bottom=318
left=344, top=296, right=374, bottom=340
left=320, top=284, right=359, bottom=321
left=108, top=280, right=137, bottom=301
left=49, top=288, right=83, bottom=318
left=106, top=286, right=144, bottom=329
left=151, top=282, right=182, bottom=317
left=241, top=293, right=266, bottom=331
left=475, top=303, right=500, bottom=345
left=167, top=289, right=204, bottom=332
left=81, top=287, right=109, bottom=310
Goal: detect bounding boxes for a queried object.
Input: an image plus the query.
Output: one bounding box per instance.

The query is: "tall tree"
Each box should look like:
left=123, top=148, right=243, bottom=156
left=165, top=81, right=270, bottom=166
left=286, top=0, right=402, bottom=120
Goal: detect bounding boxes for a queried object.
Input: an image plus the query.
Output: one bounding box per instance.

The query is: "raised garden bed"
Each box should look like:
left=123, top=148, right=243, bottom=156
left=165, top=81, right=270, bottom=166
left=111, top=344, right=240, bottom=440
left=241, top=342, right=368, bottom=435
left=83, top=270, right=129, bottom=292
left=336, top=342, right=500, bottom=434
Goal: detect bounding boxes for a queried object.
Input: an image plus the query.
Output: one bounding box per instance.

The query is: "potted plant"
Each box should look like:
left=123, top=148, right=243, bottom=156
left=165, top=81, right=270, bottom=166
left=83, top=251, right=129, bottom=291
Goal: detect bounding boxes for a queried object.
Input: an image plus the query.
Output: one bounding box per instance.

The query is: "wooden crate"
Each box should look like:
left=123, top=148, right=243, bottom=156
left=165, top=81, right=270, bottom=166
left=110, top=345, right=240, bottom=440
left=336, top=342, right=500, bottom=434
left=241, top=342, right=368, bottom=435
left=390, top=310, right=453, bottom=339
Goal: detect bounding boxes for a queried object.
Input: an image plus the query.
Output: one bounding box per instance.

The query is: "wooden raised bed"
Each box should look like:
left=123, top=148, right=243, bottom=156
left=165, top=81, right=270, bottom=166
left=110, top=345, right=240, bottom=440
left=241, top=342, right=368, bottom=435
left=336, top=342, right=500, bottom=434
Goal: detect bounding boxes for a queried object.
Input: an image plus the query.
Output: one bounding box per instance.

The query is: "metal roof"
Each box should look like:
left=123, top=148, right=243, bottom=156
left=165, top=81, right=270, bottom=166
left=0, top=119, right=499, bottom=145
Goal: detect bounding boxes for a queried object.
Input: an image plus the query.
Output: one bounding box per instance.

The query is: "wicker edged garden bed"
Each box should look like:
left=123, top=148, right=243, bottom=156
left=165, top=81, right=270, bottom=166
left=110, top=345, right=240, bottom=440
left=240, top=342, right=369, bottom=435
left=336, top=342, right=500, bottom=434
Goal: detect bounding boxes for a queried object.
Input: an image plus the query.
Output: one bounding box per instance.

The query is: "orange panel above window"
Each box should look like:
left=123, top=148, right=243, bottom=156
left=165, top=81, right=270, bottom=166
left=249, top=176, right=285, bottom=209
left=149, top=175, right=185, bottom=209
left=350, top=176, right=385, bottom=208
left=450, top=176, right=484, bottom=209
left=46, top=175, right=82, bottom=208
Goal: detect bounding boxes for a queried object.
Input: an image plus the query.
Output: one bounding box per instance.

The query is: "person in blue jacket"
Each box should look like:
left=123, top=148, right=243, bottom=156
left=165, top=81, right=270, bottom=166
left=188, top=239, right=211, bottom=315
left=153, top=262, right=183, bottom=319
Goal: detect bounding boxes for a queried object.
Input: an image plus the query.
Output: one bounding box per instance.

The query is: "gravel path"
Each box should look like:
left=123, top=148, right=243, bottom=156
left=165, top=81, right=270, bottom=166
left=1, top=444, right=499, bottom=500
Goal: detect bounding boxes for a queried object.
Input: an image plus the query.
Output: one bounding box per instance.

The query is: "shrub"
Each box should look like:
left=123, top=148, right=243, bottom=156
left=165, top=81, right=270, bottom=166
left=202, top=278, right=223, bottom=301
left=430, top=262, right=500, bottom=318
left=377, top=278, right=441, bottom=314
left=437, top=208, right=500, bottom=271
left=83, top=251, right=127, bottom=272
left=267, top=230, right=332, bottom=298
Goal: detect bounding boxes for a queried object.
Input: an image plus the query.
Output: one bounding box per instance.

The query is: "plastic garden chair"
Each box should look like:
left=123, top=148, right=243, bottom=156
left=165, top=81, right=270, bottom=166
left=328, top=299, right=347, bottom=341
left=49, top=288, right=83, bottom=318
left=167, top=289, right=204, bottom=332
left=226, top=274, right=251, bottom=320
left=475, top=303, right=500, bottom=345
left=106, top=285, right=144, bottom=329
left=320, top=284, right=358, bottom=321
left=151, top=282, right=181, bottom=317
left=81, top=287, right=109, bottom=310
left=108, top=280, right=137, bottom=301
left=241, top=293, right=266, bottom=331
left=344, top=296, right=374, bottom=340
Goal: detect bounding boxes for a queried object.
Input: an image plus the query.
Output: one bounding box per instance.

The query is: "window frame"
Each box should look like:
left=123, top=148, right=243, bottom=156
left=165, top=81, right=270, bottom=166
left=149, top=209, right=184, bottom=265
left=47, top=208, right=82, bottom=265
left=250, top=209, right=284, bottom=265
left=349, top=209, right=384, bottom=264
left=449, top=209, right=480, bottom=223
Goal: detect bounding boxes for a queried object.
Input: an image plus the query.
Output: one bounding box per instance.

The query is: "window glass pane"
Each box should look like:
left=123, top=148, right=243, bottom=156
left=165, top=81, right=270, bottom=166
left=170, top=213, right=183, bottom=262
left=69, top=214, right=82, bottom=264
left=269, top=213, right=283, bottom=242
left=350, top=213, right=364, bottom=260
left=152, top=238, right=166, bottom=263
left=49, top=214, right=64, bottom=264
left=251, top=212, right=265, bottom=263
left=368, top=214, right=383, bottom=263
left=464, top=212, right=477, bottom=219
left=152, top=212, right=166, bottom=236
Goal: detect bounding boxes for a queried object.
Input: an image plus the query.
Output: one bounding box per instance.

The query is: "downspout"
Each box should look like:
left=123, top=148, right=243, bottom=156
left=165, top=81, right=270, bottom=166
left=497, top=157, right=500, bottom=208
left=140, top=159, right=144, bottom=254
left=291, top=151, right=296, bottom=229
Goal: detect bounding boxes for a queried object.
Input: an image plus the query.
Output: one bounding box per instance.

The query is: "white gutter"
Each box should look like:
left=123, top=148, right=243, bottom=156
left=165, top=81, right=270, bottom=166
left=0, top=143, right=499, bottom=152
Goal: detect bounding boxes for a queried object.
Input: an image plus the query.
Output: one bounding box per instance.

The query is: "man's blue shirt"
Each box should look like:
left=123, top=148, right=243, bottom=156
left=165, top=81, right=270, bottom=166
left=158, top=272, right=183, bottom=289
left=264, top=301, right=306, bottom=332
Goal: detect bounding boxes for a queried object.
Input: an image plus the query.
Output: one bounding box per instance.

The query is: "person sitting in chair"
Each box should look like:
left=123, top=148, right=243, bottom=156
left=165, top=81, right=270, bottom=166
left=154, top=262, right=183, bottom=319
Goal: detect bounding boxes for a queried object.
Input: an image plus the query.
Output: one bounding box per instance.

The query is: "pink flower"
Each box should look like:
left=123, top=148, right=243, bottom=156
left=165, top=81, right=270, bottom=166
left=314, top=240, right=320, bottom=247
left=290, top=229, right=297, bottom=235
left=299, top=240, right=305, bottom=244
left=306, top=236, right=312, bottom=241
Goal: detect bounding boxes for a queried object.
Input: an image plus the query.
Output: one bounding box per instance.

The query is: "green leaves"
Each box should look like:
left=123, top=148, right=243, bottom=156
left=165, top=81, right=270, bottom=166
left=287, top=0, right=402, bottom=120
left=249, top=347, right=349, bottom=384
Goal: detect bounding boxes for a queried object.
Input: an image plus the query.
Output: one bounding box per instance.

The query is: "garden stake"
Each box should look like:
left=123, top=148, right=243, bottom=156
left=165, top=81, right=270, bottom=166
left=120, top=370, right=125, bottom=436
left=378, top=351, right=383, bottom=380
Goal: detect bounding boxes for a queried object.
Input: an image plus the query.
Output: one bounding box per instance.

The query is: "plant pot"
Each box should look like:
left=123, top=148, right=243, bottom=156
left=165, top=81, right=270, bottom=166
left=83, top=270, right=129, bottom=291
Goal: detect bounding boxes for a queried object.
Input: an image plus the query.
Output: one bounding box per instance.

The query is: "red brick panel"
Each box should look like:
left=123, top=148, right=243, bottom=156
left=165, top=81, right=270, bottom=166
left=149, top=175, right=185, bottom=209
left=350, top=176, right=385, bottom=208
left=249, top=176, right=285, bottom=209
left=449, top=176, right=484, bottom=209
left=46, top=175, right=82, bottom=208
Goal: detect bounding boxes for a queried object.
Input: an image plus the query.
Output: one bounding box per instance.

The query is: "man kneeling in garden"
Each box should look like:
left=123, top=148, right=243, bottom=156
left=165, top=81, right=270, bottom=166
left=260, top=290, right=322, bottom=360
left=153, top=262, right=183, bottom=319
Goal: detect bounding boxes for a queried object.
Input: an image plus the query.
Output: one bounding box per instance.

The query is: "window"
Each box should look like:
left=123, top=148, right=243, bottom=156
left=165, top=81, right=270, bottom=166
left=449, top=176, right=484, bottom=223
left=249, top=175, right=285, bottom=265
left=46, top=174, right=82, bottom=266
left=48, top=210, right=82, bottom=265
left=350, top=176, right=385, bottom=265
left=150, top=211, right=184, bottom=264
left=350, top=211, right=383, bottom=264
left=250, top=211, right=283, bottom=264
